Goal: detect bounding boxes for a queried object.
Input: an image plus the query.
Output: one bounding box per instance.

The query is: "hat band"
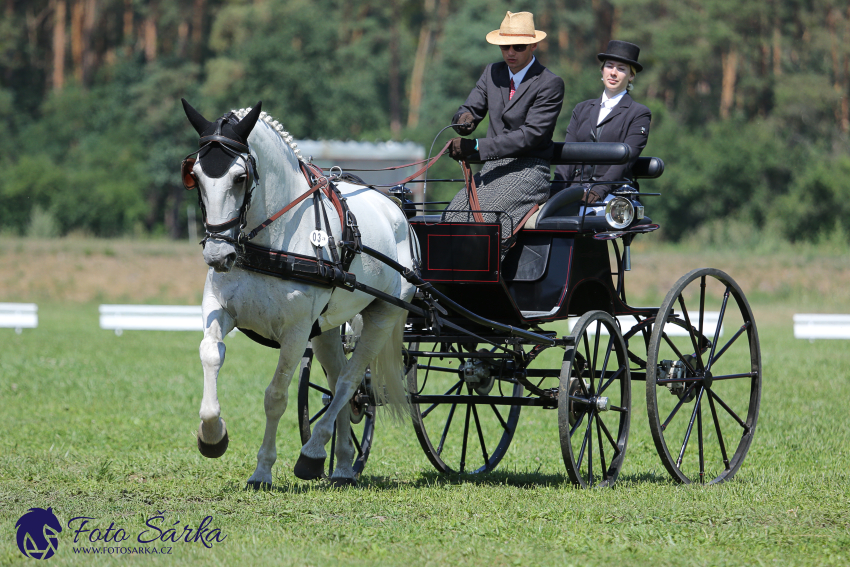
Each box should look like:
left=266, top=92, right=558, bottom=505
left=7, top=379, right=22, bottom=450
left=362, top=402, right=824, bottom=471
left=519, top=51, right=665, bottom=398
left=500, top=32, right=535, bottom=37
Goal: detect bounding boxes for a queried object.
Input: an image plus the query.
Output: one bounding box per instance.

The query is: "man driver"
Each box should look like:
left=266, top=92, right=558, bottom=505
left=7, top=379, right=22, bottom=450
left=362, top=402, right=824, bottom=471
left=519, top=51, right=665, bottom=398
left=442, top=10, right=565, bottom=256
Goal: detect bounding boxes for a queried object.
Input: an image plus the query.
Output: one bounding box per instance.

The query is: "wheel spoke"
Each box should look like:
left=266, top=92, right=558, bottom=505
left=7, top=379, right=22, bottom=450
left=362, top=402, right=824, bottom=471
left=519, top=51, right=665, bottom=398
left=581, top=334, right=593, bottom=395
left=708, top=322, right=751, bottom=370
left=711, top=372, right=758, bottom=381
left=436, top=403, right=458, bottom=456
left=489, top=404, right=509, bottom=431
left=350, top=426, right=363, bottom=458
left=596, top=414, right=608, bottom=482
left=707, top=387, right=750, bottom=432
left=587, top=412, right=594, bottom=485
left=596, top=337, right=615, bottom=395
left=308, top=382, right=332, bottom=396
left=460, top=404, right=472, bottom=473
left=576, top=412, right=594, bottom=471
left=597, top=415, right=621, bottom=456
left=309, top=403, right=330, bottom=424
left=676, top=387, right=704, bottom=468
left=471, top=404, right=490, bottom=467
left=661, top=383, right=697, bottom=431
left=662, top=332, right=698, bottom=375
left=421, top=380, right=463, bottom=419
left=708, top=388, right=731, bottom=470
left=677, top=294, right=705, bottom=371
left=590, top=320, right=602, bottom=393
left=570, top=411, right=587, bottom=436
left=419, top=364, right=460, bottom=374
left=705, top=288, right=730, bottom=373
left=697, top=394, right=705, bottom=484
left=597, top=366, right=625, bottom=396
left=698, top=275, right=706, bottom=344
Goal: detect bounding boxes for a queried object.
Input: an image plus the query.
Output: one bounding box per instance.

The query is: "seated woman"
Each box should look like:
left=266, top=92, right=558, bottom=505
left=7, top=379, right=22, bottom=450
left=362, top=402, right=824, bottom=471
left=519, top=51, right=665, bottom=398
left=552, top=40, right=651, bottom=206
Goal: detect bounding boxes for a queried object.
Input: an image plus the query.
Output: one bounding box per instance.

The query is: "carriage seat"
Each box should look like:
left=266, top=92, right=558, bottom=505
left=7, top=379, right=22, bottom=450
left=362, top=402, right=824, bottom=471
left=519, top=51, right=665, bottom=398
left=410, top=156, right=664, bottom=231
left=523, top=156, right=664, bottom=230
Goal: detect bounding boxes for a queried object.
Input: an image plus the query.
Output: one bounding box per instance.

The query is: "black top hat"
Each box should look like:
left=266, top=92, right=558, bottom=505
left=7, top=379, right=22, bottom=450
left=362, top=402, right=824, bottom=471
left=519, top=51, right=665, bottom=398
left=597, top=40, right=643, bottom=72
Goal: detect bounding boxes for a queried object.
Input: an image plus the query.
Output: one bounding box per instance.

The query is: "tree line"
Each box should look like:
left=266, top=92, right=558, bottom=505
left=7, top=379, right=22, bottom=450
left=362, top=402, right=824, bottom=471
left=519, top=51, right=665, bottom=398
left=1, top=0, right=848, bottom=242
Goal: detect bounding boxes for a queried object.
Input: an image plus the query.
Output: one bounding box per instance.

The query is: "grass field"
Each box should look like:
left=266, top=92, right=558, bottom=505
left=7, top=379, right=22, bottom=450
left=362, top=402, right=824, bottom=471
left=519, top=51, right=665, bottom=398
left=1, top=237, right=849, bottom=566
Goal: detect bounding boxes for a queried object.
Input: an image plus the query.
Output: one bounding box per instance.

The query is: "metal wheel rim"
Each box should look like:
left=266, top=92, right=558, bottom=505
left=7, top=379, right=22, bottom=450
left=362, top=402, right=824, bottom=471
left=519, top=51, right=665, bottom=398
left=646, top=268, right=762, bottom=484
left=407, top=340, right=523, bottom=474
left=558, top=310, right=631, bottom=488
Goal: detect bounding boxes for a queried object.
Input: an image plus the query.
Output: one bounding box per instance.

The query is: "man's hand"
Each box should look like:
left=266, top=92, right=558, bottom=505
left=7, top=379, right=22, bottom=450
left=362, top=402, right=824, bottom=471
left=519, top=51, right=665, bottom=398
left=582, top=189, right=603, bottom=205
left=449, top=138, right=477, bottom=160
left=452, top=112, right=475, bottom=135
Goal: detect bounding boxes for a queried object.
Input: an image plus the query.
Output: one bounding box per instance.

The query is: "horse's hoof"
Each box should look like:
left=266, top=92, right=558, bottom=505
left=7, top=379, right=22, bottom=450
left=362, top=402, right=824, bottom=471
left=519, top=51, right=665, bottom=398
left=329, top=477, right=357, bottom=489
left=197, top=430, right=229, bottom=459
left=293, top=453, right=326, bottom=480
left=245, top=480, right=272, bottom=491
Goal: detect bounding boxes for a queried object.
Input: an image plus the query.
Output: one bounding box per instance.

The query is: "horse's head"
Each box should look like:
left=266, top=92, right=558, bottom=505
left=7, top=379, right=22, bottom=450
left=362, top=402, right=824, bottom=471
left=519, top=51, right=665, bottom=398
left=182, top=98, right=262, bottom=272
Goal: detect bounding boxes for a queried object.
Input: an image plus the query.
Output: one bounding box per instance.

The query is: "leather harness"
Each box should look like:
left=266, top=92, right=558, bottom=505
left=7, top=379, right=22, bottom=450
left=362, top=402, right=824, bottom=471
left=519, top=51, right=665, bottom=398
left=182, top=117, right=364, bottom=313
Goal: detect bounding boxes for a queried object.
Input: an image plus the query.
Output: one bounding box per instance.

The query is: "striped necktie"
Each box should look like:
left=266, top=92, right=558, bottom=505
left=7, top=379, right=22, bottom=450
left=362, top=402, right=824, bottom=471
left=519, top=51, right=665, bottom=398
left=509, top=78, right=516, bottom=100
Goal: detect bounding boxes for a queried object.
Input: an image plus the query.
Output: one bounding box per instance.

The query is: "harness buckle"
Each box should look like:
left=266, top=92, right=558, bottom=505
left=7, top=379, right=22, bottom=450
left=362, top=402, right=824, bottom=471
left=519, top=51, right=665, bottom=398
left=346, top=210, right=358, bottom=229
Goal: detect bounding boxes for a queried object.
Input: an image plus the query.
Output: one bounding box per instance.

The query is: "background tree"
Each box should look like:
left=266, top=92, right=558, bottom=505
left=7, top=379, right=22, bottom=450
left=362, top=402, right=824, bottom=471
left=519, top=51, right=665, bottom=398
left=0, top=0, right=846, bottom=242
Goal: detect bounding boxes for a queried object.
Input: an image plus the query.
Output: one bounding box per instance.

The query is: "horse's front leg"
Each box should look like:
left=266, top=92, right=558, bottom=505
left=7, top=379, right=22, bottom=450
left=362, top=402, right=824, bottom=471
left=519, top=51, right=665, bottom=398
left=197, top=293, right=235, bottom=458
left=246, top=326, right=312, bottom=490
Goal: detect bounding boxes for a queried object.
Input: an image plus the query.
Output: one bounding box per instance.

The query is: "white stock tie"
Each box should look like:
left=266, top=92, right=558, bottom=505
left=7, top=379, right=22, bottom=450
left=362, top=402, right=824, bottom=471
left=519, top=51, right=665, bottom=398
left=597, top=99, right=614, bottom=125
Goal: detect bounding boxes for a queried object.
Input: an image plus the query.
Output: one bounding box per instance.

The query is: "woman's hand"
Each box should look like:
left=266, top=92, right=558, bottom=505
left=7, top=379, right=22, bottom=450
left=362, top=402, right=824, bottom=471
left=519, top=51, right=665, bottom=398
left=583, top=188, right=603, bottom=204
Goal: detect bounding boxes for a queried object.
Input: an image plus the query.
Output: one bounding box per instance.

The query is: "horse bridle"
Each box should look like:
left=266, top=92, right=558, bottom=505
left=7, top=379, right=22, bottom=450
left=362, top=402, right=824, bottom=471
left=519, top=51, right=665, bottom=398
left=182, top=114, right=342, bottom=256
left=182, top=113, right=259, bottom=248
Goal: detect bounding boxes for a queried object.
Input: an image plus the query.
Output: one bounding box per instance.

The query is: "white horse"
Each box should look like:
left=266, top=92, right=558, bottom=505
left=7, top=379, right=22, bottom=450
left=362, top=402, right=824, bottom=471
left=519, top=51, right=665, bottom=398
left=181, top=99, right=417, bottom=488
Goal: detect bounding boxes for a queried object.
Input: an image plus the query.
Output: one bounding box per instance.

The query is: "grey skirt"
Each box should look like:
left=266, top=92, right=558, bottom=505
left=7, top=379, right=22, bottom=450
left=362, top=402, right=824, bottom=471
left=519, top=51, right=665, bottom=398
left=442, top=157, right=550, bottom=243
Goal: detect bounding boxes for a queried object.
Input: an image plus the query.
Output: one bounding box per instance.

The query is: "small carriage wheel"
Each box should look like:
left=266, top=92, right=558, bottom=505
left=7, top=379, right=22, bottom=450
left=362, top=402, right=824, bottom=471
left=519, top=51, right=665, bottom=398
left=296, top=344, right=375, bottom=478
left=646, top=268, right=761, bottom=484
left=558, top=310, right=632, bottom=488
left=406, top=340, right=523, bottom=474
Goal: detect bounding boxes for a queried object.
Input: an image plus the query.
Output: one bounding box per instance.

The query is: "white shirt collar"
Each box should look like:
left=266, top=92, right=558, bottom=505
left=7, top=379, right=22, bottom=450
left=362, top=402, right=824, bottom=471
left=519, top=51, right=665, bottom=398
left=509, top=56, right=536, bottom=87
left=600, top=89, right=627, bottom=108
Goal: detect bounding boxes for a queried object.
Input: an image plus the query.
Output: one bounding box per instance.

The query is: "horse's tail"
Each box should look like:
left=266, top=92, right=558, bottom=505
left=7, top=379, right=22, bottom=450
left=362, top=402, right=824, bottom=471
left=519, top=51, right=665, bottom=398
left=370, top=310, right=409, bottom=422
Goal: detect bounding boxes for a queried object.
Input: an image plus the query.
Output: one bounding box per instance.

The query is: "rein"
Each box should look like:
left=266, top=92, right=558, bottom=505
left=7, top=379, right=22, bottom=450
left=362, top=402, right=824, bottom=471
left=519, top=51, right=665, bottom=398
left=181, top=130, right=454, bottom=293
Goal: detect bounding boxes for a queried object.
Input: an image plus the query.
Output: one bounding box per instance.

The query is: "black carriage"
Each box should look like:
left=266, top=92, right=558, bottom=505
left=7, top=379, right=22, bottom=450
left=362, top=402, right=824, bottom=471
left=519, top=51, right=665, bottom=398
left=298, top=142, right=762, bottom=487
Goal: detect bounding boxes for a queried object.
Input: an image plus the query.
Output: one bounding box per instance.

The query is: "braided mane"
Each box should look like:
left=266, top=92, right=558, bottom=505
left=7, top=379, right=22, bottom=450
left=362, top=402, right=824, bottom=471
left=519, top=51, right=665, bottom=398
left=232, top=107, right=302, bottom=159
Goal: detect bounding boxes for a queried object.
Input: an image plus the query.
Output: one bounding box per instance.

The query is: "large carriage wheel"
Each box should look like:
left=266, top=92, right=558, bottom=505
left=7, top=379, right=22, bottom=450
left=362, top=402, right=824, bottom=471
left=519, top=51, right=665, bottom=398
left=407, top=340, right=524, bottom=474
left=297, top=344, right=375, bottom=479
left=558, top=311, right=632, bottom=488
left=646, top=268, right=761, bottom=484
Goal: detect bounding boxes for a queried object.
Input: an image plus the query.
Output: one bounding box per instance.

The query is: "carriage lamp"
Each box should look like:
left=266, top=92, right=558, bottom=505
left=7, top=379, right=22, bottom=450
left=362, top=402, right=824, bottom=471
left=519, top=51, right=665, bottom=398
left=605, top=197, right=635, bottom=229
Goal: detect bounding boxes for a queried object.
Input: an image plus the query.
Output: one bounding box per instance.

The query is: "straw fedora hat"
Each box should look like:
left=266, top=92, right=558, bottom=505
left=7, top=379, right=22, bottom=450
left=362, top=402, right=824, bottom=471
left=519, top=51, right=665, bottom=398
left=486, top=11, right=546, bottom=45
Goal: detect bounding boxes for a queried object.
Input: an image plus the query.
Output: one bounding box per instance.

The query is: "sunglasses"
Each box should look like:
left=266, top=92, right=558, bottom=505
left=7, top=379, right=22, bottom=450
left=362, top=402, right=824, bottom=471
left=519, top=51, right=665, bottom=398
left=499, top=44, right=528, bottom=52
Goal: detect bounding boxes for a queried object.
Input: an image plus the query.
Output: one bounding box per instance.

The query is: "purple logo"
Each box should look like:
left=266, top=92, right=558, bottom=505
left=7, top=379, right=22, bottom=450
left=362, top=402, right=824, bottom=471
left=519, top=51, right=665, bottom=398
left=15, top=507, right=62, bottom=560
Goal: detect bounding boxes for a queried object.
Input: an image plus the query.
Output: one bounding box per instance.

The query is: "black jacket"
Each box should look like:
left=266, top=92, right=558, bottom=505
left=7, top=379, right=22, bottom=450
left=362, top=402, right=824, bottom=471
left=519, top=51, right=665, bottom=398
left=552, top=93, right=651, bottom=196
left=454, top=59, right=565, bottom=161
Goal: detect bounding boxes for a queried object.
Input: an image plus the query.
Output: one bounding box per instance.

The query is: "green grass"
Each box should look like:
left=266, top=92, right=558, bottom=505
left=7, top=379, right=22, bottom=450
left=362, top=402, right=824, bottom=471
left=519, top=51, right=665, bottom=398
left=1, top=301, right=849, bottom=566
